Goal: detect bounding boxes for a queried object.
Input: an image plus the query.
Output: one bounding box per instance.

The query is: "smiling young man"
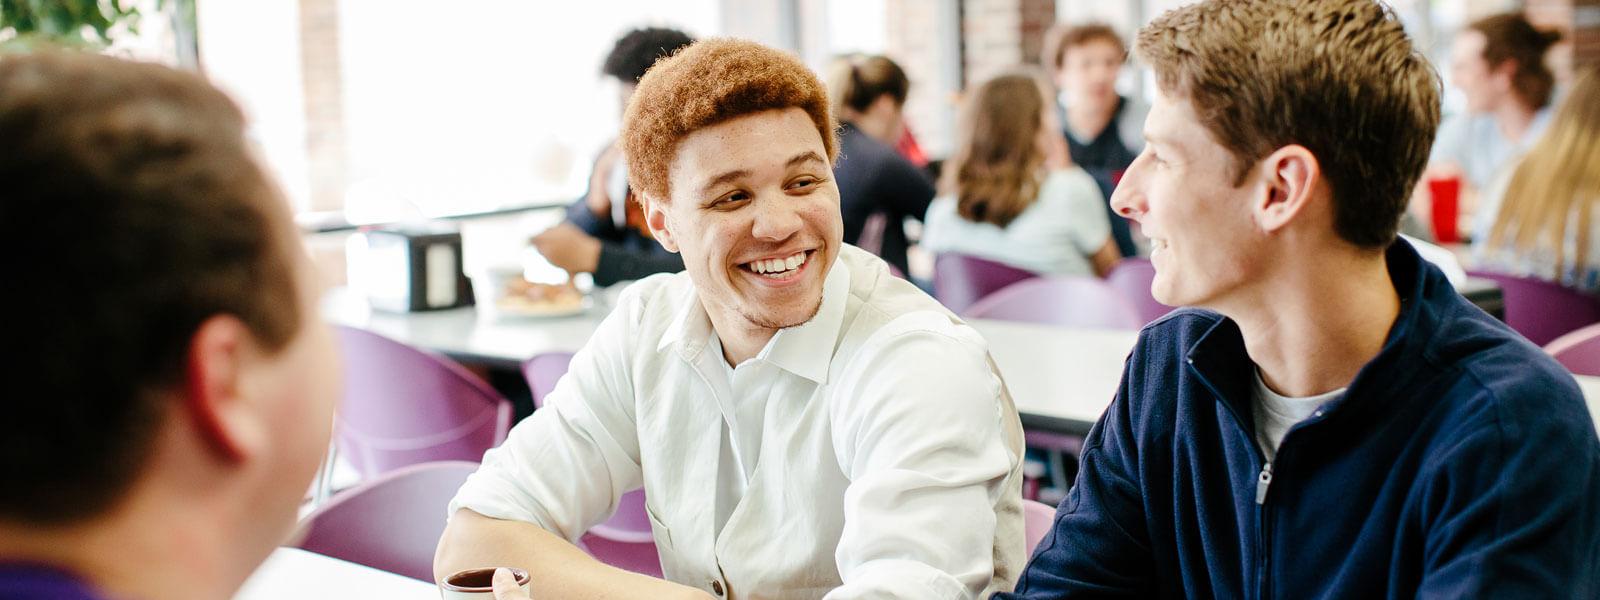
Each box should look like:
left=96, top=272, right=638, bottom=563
left=435, top=39, right=1025, bottom=600
left=0, top=53, right=341, bottom=600
left=1000, top=1, right=1600, bottom=598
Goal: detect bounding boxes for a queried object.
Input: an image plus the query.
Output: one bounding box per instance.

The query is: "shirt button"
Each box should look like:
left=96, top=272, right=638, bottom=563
left=712, top=580, right=725, bottom=596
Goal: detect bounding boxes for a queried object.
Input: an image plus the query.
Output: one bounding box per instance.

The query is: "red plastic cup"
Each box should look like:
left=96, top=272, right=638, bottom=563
left=1428, top=176, right=1461, bottom=244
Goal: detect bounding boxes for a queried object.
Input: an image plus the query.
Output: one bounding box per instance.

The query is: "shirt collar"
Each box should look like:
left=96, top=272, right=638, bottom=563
left=656, top=253, right=852, bottom=385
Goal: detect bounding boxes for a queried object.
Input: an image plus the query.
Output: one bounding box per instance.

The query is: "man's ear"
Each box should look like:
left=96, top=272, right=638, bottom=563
left=642, top=195, right=679, bottom=253
left=181, top=315, right=269, bottom=464
left=1254, top=144, right=1322, bottom=235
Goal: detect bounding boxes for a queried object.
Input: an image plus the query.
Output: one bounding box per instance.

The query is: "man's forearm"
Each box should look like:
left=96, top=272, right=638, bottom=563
left=434, top=509, right=711, bottom=600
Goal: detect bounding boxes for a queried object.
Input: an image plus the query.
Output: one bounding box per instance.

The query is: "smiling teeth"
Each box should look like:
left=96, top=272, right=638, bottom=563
left=750, top=252, right=806, bottom=275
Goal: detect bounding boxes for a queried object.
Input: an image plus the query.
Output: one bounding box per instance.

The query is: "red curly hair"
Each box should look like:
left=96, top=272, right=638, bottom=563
left=622, top=38, right=837, bottom=203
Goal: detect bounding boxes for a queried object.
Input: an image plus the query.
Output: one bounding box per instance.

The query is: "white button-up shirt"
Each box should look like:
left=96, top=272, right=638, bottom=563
left=449, top=246, right=1025, bottom=599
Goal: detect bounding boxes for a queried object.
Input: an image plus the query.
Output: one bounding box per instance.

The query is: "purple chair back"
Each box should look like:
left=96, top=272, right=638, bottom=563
left=521, top=352, right=662, bottom=578
left=934, top=253, right=1039, bottom=314
left=1466, top=271, right=1600, bottom=346
left=335, top=326, right=512, bottom=478
left=295, top=460, right=478, bottom=582
left=963, top=277, right=1145, bottom=329
left=1023, top=499, right=1057, bottom=556
left=1106, top=258, right=1173, bottom=325
left=1546, top=323, right=1600, bottom=376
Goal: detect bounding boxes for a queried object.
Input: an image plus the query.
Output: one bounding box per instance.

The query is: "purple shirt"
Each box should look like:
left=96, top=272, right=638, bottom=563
left=0, top=564, right=106, bottom=600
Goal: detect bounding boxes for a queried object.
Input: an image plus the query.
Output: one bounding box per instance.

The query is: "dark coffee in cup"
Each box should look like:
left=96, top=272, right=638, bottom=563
left=440, top=567, right=529, bottom=599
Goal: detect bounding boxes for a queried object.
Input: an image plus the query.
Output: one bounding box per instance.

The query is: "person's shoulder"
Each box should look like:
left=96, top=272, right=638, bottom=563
left=1039, top=167, right=1101, bottom=202
left=609, top=270, right=694, bottom=328
left=1424, top=311, right=1593, bottom=441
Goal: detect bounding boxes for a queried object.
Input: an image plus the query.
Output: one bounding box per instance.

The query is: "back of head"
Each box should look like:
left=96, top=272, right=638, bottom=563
left=1469, top=13, right=1562, bottom=109
left=1490, top=67, right=1600, bottom=274
left=0, top=52, right=302, bottom=525
left=944, top=72, right=1049, bottom=228
left=1041, top=22, right=1127, bottom=74
left=1136, top=0, right=1441, bottom=249
left=824, top=54, right=910, bottom=117
left=621, top=38, right=837, bottom=203
left=602, top=27, right=696, bottom=84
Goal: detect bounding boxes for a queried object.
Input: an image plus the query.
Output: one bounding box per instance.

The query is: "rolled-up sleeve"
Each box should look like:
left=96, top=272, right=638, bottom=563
left=446, top=291, right=645, bottom=542
left=826, top=324, right=1020, bottom=599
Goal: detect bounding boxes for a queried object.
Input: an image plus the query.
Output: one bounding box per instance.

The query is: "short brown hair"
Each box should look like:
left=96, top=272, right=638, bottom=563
left=943, top=72, right=1051, bottom=228
left=1136, top=0, right=1440, bottom=249
left=0, top=52, right=302, bottom=524
left=825, top=53, right=909, bottom=115
left=622, top=38, right=837, bottom=203
left=1042, top=23, right=1127, bottom=72
left=1470, top=13, right=1563, bottom=110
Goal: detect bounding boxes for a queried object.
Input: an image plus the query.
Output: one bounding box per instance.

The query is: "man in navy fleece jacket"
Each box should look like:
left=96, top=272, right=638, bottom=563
left=999, top=1, right=1600, bottom=598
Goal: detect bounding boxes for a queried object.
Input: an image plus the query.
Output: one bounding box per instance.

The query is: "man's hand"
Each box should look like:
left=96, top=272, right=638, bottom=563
left=492, top=567, right=531, bottom=599
left=531, top=223, right=603, bottom=274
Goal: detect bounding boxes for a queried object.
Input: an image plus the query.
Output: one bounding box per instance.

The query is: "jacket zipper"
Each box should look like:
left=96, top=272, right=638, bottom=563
left=1255, top=460, right=1273, bottom=600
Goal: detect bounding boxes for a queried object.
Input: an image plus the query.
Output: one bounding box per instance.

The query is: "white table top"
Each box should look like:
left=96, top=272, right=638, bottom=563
left=234, top=547, right=435, bottom=600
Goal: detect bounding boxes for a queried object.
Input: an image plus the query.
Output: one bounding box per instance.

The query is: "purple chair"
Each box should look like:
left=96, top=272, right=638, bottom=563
left=522, top=352, right=662, bottom=578
left=1466, top=270, right=1600, bottom=346
left=1023, top=499, right=1057, bottom=557
left=335, top=326, right=512, bottom=478
left=1546, top=323, right=1600, bottom=376
left=962, top=276, right=1145, bottom=330
left=933, top=253, right=1040, bottom=314
left=1106, top=257, right=1173, bottom=325
left=295, top=460, right=478, bottom=582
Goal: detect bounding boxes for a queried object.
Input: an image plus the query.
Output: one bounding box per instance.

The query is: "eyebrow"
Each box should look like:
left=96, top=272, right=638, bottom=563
left=694, top=151, right=829, bottom=198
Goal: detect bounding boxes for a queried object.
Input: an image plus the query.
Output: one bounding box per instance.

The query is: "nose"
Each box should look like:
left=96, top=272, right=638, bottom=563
left=751, top=195, right=803, bottom=242
left=1109, top=159, right=1147, bottom=221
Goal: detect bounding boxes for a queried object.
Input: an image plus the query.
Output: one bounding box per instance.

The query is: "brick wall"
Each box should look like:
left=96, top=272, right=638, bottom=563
left=886, top=0, right=961, bottom=157
left=297, top=0, right=347, bottom=213
left=1525, top=0, right=1599, bottom=76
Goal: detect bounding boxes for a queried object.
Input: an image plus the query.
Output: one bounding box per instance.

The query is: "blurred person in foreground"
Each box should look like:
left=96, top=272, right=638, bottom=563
left=0, top=52, right=341, bottom=600
left=1000, top=0, right=1600, bottom=597
left=1474, top=67, right=1600, bottom=293
left=824, top=53, right=935, bottom=276
left=531, top=27, right=692, bottom=286
left=435, top=38, right=1024, bottom=600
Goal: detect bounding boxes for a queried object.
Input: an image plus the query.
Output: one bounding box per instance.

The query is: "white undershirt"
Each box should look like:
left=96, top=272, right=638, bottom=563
left=1252, top=369, right=1344, bottom=462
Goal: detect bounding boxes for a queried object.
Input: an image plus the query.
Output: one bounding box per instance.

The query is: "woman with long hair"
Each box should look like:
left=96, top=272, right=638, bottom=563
left=1475, top=67, right=1600, bottom=292
left=824, top=54, right=935, bottom=276
left=922, top=72, right=1119, bottom=277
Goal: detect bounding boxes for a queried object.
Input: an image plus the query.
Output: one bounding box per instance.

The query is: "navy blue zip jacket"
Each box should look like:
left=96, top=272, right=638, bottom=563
left=999, top=240, right=1600, bottom=599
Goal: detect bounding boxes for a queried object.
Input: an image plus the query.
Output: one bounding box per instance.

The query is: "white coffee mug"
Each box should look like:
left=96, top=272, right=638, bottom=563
left=439, top=567, right=530, bottom=599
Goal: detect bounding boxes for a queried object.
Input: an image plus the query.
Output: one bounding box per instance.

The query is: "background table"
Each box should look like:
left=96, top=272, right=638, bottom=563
left=326, top=290, right=1598, bottom=435
left=234, top=547, right=435, bottom=599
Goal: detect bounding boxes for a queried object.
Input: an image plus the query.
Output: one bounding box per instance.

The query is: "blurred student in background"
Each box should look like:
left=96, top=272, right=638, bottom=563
left=825, top=54, right=936, bottom=276
left=532, top=27, right=693, bottom=286
left=922, top=72, right=1119, bottom=278
left=1420, top=13, right=1563, bottom=224
left=1042, top=23, right=1146, bottom=257
left=1474, top=67, right=1600, bottom=293
left=0, top=52, right=340, bottom=600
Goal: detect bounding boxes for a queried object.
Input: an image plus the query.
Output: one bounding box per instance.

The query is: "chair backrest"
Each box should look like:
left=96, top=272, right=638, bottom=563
left=1546, top=322, right=1600, bottom=376
left=933, top=253, right=1039, bottom=314
left=963, top=276, right=1145, bottom=329
left=520, top=352, right=660, bottom=577
left=295, top=460, right=478, bottom=582
left=1466, top=271, right=1600, bottom=346
left=1023, top=499, right=1057, bottom=556
left=335, top=326, right=512, bottom=478
left=1105, top=257, right=1172, bottom=325
left=522, top=352, right=575, bottom=410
